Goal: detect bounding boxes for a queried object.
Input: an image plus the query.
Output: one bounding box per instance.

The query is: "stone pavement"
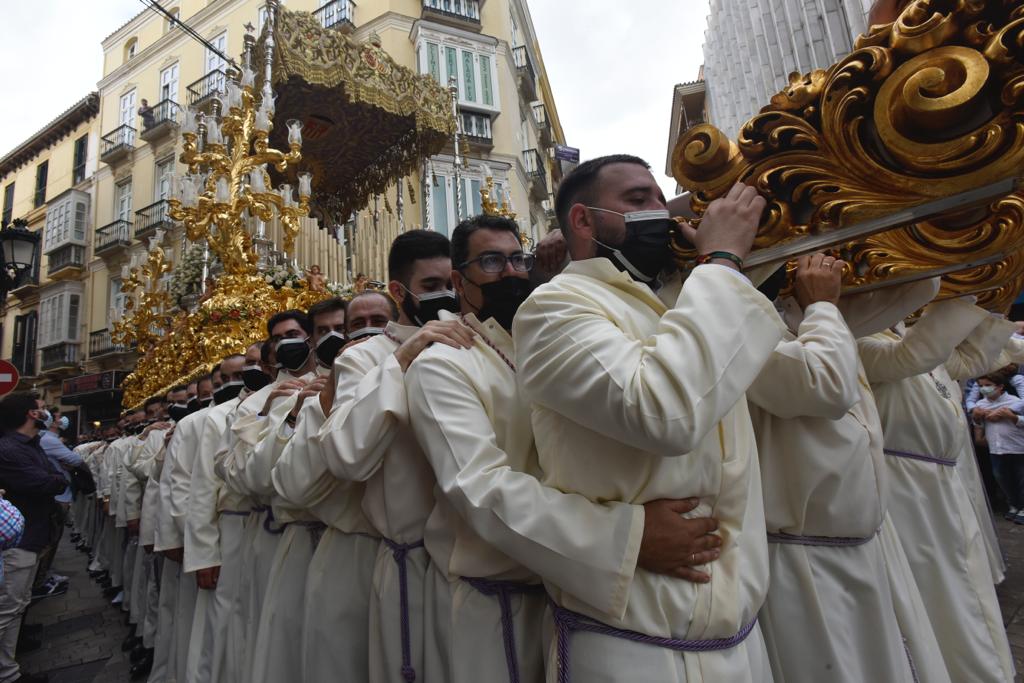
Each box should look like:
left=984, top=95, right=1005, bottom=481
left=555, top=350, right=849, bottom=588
left=10, top=514, right=1024, bottom=682
left=17, top=530, right=131, bottom=682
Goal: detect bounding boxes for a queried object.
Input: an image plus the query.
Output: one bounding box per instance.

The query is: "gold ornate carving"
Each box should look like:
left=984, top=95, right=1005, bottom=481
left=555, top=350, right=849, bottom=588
left=672, top=0, right=1024, bottom=311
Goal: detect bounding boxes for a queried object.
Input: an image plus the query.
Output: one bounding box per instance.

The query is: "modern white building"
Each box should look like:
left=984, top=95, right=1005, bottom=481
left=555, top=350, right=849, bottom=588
left=702, top=0, right=875, bottom=138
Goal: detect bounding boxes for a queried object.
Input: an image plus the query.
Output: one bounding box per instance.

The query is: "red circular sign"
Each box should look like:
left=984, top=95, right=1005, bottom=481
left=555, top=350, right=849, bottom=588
left=0, top=360, right=20, bottom=398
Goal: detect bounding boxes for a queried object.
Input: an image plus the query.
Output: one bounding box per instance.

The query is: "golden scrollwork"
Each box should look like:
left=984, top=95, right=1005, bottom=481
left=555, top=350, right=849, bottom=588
left=672, top=0, right=1024, bottom=311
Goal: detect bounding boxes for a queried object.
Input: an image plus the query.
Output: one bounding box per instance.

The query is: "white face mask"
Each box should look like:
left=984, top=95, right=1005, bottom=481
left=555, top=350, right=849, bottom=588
left=348, top=327, right=384, bottom=341
left=979, top=385, right=998, bottom=397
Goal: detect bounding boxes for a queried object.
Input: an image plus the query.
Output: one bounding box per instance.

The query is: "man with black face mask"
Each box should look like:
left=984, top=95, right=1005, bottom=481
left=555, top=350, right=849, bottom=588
left=275, top=231, right=469, bottom=682
left=512, top=155, right=787, bottom=682
left=405, top=215, right=716, bottom=683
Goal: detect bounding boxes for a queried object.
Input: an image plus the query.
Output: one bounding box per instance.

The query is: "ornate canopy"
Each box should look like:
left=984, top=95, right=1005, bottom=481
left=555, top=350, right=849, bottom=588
left=259, top=7, right=456, bottom=223
left=672, top=0, right=1024, bottom=310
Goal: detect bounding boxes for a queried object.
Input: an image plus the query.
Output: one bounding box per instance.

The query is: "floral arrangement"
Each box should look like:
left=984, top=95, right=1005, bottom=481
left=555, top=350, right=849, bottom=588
left=195, top=304, right=267, bottom=326
left=167, top=244, right=207, bottom=308
left=325, top=281, right=356, bottom=299
left=263, top=262, right=303, bottom=289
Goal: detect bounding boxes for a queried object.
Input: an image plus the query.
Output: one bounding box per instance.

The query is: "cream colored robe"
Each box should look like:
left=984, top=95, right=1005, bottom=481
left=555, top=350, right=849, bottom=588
left=513, top=260, right=784, bottom=682
left=309, top=323, right=438, bottom=683
left=748, top=300, right=948, bottom=683
left=859, top=299, right=1015, bottom=682
left=274, top=369, right=377, bottom=683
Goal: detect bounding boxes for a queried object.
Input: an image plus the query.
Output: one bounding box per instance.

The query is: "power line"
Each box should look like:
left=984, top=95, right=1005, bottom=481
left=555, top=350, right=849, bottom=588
left=136, top=0, right=237, bottom=69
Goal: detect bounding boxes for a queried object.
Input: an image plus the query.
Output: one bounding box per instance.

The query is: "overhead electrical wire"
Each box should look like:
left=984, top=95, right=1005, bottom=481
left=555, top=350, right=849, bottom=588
left=135, top=0, right=237, bottom=68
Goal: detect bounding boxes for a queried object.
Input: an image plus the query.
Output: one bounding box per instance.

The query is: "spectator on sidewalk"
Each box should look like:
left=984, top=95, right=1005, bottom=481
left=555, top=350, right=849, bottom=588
left=973, top=372, right=1024, bottom=525
left=0, top=392, right=68, bottom=683
left=32, top=409, right=82, bottom=601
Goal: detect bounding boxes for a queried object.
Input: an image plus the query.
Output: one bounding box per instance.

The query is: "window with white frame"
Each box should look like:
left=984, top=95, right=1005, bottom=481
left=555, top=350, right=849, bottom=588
left=116, top=179, right=133, bottom=222
left=418, top=35, right=498, bottom=111
left=39, top=287, right=82, bottom=348
left=43, top=191, right=89, bottom=253
left=428, top=167, right=504, bottom=236
left=160, top=63, right=179, bottom=103
left=155, top=158, right=174, bottom=201
left=109, top=278, right=127, bottom=326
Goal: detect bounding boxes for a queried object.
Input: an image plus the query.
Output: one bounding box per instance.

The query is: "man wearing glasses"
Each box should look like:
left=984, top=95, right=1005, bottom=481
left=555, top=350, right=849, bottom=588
left=407, top=214, right=725, bottom=682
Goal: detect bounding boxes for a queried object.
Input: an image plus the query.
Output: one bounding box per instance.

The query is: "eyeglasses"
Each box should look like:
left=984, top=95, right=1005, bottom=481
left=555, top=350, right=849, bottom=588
left=460, top=251, right=535, bottom=273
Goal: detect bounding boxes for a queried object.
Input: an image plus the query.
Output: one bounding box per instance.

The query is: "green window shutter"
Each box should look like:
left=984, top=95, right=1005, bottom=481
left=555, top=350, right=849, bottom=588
left=470, top=179, right=482, bottom=215
left=446, top=47, right=458, bottom=93
left=432, top=177, right=450, bottom=235
left=427, top=43, right=440, bottom=84
left=462, top=51, right=477, bottom=102
left=479, top=55, right=493, bottom=106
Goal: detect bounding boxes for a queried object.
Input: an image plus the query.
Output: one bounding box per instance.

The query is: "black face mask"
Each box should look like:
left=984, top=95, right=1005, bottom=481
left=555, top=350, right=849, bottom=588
left=168, top=403, right=190, bottom=422
left=213, top=380, right=244, bottom=405
left=315, top=332, right=346, bottom=367
left=276, top=338, right=311, bottom=373
left=589, top=207, right=675, bottom=284
left=242, top=364, right=272, bottom=392
left=199, top=396, right=214, bottom=408
left=348, top=327, right=384, bottom=342
left=401, top=288, right=459, bottom=326
left=470, top=276, right=534, bottom=331
left=757, top=264, right=789, bottom=302
left=187, top=396, right=199, bottom=412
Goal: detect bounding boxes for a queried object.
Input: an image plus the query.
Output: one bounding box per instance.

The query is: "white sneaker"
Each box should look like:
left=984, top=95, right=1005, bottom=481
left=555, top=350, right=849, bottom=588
left=47, top=573, right=68, bottom=584
left=111, top=591, right=124, bottom=605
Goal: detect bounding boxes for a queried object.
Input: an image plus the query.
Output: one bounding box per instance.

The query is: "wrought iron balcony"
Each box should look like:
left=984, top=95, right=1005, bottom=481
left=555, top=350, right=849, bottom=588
left=513, top=46, right=537, bottom=99
left=89, top=329, right=128, bottom=358
left=134, top=200, right=172, bottom=239
left=41, top=342, right=79, bottom=374
left=522, top=148, right=547, bottom=201
left=533, top=103, right=551, bottom=145
left=314, top=0, right=355, bottom=32
left=46, top=244, right=86, bottom=279
left=422, top=0, right=481, bottom=29
left=139, top=99, right=180, bottom=143
left=460, top=110, right=493, bottom=147
left=100, top=125, right=136, bottom=164
left=187, top=69, right=227, bottom=109
left=95, top=219, right=132, bottom=256
left=8, top=267, right=39, bottom=298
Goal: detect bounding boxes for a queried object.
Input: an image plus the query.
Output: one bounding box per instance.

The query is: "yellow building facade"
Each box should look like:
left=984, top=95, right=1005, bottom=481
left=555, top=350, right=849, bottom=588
left=0, top=0, right=568, bottom=429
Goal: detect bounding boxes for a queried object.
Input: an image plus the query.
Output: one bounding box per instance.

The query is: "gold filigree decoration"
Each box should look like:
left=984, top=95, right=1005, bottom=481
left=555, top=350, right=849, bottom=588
left=672, top=0, right=1024, bottom=311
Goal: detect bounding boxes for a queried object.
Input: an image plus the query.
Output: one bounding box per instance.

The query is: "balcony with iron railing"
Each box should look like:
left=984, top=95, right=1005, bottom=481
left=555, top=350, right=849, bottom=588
left=134, top=200, right=172, bottom=239
left=187, top=69, right=227, bottom=109
left=41, top=342, right=79, bottom=374
left=95, top=219, right=133, bottom=256
left=139, top=99, right=180, bottom=143
left=46, top=244, right=86, bottom=279
left=533, top=102, right=551, bottom=145
left=89, top=329, right=129, bottom=358
left=512, top=46, right=537, bottom=99
left=314, top=0, right=356, bottom=32
left=100, top=125, right=135, bottom=165
left=8, top=267, right=39, bottom=298
left=522, top=148, right=547, bottom=201
left=422, top=0, right=481, bottom=29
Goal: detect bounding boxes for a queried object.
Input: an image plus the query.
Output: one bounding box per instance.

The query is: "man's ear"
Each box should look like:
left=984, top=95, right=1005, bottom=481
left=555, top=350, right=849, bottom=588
left=451, top=269, right=466, bottom=298
left=568, top=203, right=594, bottom=243
left=387, top=280, right=405, bottom=306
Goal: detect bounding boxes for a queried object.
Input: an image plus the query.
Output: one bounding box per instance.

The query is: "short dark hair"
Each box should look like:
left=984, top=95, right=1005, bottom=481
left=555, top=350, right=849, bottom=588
left=347, top=291, right=399, bottom=325
left=170, top=384, right=188, bottom=394
left=451, top=215, right=520, bottom=270
left=388, top=230, right=451, bottom=285
left=144, top=396, right=165, bottom=409
left=211, top=363, right=222, bottom=377
left=307, top=297, right=347, bottom=326
left=195, top=374, right=212, bottom=387
left=0, top=392, right=40, bottom=432
left=267, top=309, right=312, bottom=337
left=260, top=339, right=275, bottom=364
left=982, top=372, right=1009, bottom=387
left=554, top=154, right=651, bottom=234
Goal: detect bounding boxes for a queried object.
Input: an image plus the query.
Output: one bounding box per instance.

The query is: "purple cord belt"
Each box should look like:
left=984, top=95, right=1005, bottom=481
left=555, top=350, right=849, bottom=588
left=382, top=538, right=425, bottom=682
left=260, top=507, right=288, bottom=535
left=883, top=448, right=957, bottom=467
left=462, top=577, right=547, bottom=683
left=551, top=602, right=757, bottom=683
left=767, top=526, right=880, bottom=547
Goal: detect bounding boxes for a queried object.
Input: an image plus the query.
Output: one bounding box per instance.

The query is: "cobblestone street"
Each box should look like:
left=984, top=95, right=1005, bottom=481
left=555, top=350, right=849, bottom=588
left=12, top=517, right=1024, bottom=682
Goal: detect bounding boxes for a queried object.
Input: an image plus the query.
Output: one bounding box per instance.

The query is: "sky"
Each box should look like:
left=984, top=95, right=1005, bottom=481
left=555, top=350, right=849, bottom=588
left=0, top=0, right=708, bottom=197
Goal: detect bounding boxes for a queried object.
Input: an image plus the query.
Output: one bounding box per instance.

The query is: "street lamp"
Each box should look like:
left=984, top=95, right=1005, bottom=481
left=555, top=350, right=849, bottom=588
left=0, top=219, right=40, bottom=297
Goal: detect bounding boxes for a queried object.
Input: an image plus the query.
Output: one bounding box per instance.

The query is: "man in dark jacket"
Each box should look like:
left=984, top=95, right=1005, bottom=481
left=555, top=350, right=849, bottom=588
left=0, top=392, right=67, bottom=683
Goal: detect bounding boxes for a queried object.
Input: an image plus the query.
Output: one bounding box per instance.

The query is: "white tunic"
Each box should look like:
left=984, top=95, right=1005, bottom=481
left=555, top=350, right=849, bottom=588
left=748, top=300, right=948, bottom=683
left=307, top=322, right=437, bottom=683
left=513, top=259, right=785, bottom=682
left=859, top=298, right=1015, bottom=682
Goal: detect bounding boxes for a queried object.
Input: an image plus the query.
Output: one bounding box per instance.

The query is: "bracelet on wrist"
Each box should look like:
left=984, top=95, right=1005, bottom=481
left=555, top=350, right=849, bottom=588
left=695, top=251, right=744, bottom=270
